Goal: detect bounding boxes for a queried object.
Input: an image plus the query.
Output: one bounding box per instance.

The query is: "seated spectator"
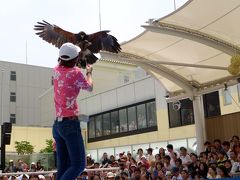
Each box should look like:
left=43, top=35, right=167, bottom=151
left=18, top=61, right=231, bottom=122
left=175, top=158, right=183, bottom=170
left=139, top=164, right=151, bottom=180
left=153, top=162, right=165, bottom=178
left=197, top=162, right=208, bottom=179
left=229, top=150, right=237, bottom=164
left=129, top=164, right=137, bottom=178
left=5, top=160, right=17, bottom=173
left=140, top=156, right=150, bottom=169
left=231, top=135, right=240, bottom=146
left=231, top=153, right=240, bottom=174
left=154, top=154, right=162, bottom=163
left=216, top=150, right=227, bottom=167
left=171, top=166, right=181, bottom=179
left=180, top=169, right=191, bottom=180
left=204, top=141, right=211, bottom=154
left=188, top=153, right=199, bottom=178
left=146, top=148, right=155, bottom=162
left=165, top=171, right=172, bottom=180
left=86, top=154, right=94, bottom=167
left=135, top=148, right=144, bottom=163
left=166, top=144, right=179, bottom=160
left=106, top=172, right=115, bottom=180
left=170, top=152, right=177, bottom=167
left=224, top=159, right=232, bottom=176
left=163, top=155, right=174, bottom=171
left=222, top=141, right=231, bottom=158
left=132, top=167, right=141, bottom=180
left=109, top=155, right=116, bottom=165
left=36, top=161, right=44, bottom=171
left=29, top=162, right=37, bottom=172
left=100, top=152, right=111, bottom=166
left=213, top=139, right=223, bottom=152
left=179, top=147, right=192, bottom=167
left=207, top=165, right=218, bottom=179
left=16, top=159, right=24, bottom=172
left=217, top=165, right=230, bottom=178
left=199, top=152, right=208, bottom=163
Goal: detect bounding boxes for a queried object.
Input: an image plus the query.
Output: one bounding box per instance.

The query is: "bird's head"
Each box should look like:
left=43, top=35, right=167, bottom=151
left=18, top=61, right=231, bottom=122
left=77, top=31, right=87, bottom=41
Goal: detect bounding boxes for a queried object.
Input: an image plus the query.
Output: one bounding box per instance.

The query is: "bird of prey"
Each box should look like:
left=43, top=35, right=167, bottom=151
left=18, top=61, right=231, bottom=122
left=34, top=20, right=121, bottom=68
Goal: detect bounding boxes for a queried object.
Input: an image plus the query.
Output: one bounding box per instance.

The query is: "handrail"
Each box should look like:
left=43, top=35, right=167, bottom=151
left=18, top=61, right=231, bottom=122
left=0, top=167, right=120, bottom=176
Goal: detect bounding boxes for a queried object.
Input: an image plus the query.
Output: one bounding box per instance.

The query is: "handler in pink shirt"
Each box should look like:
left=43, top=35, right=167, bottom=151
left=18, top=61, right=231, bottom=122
left=52, top=43, right=93, bottom=180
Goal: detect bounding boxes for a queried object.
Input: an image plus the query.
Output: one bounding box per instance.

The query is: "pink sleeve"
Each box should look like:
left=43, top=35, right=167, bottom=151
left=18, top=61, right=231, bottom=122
left=77, top=71, right=92, bottom=91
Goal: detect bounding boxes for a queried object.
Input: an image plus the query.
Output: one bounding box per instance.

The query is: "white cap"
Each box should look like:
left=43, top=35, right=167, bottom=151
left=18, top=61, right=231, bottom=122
left=107, top=172, right=115, bottom=178
left=59, top=43, right=81, bottom=61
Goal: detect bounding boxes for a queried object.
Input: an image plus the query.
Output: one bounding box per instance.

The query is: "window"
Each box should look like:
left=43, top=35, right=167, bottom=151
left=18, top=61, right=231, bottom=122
left=10, top=92, right=16, bottom=102
left=203, top=91, right=221, bottom=118
left=222, top=89, right=232, bottom=105
left=95, top=115, right=102, bottom=137
left=168, top=98, right=194, bottom=128
left=111, top=111, right=119, bottom=134
left=119, top=109, right=128, bottom=132
left=88, top=99, right=157, bottom=142
left=10, top=71, right=16, bottom=81
left=137, top=104, right=147, bottom=129
left=147, top=101, right=157, bottom=127
left=10, top=114, right=16, bottom=124
left=181, top=99, right=194, bottom=125
left=128, top=106, right=137, bottom=131
left=102, top=113, right=110, bottom=136
left=88, top=117, right=95, bottom=138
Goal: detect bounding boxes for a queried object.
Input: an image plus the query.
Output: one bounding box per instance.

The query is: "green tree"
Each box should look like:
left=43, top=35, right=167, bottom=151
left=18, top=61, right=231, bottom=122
left=40, top=139, right=53, bottom=153
left=14, top=141, right=34, bottom=155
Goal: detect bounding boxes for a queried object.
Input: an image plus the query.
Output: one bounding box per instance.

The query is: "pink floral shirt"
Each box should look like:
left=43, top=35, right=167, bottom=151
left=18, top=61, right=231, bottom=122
left=53, top=65, right=92, bottom=117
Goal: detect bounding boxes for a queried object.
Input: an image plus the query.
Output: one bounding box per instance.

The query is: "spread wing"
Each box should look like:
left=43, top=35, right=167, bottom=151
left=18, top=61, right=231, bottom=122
left=87, top=31, right=121, bottom=53
left=34, top=20, right=77, bottom=48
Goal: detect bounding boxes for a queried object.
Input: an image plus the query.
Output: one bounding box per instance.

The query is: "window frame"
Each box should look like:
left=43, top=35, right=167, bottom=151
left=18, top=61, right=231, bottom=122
left=88, top=99, right=157, bottom=143
left=10, top=71, right=16, bottom=81
left=10, top=92, right=16, bottom=102
left=10, top=114, right=16, bottom=124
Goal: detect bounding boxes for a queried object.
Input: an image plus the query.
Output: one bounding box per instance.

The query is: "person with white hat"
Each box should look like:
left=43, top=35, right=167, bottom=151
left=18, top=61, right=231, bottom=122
left=52, top=42, right=93, bottom=180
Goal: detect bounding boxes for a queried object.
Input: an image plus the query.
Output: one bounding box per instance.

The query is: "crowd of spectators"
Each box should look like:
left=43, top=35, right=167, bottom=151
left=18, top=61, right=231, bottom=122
left=1, top=159, right=51, bottom=180
left=81, top=135, right=240, bottom=180
left=0, top=135, right=239, bottom=179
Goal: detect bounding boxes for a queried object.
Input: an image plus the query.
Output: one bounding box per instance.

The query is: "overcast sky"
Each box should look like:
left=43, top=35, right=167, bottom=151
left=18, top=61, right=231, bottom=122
left=0, top=0, right=187, bottom=68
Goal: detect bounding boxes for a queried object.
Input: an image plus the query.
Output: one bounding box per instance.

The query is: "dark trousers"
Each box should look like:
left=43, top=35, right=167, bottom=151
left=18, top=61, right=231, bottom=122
left=53, top=119, right=85, bottom=180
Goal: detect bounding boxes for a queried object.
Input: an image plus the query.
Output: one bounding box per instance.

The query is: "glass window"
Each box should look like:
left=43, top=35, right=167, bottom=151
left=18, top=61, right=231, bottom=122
left=147, top=101, right=157, bottom=127
left=10, top=92, right=16, bottom=102
left=203, top=91, right=221, bottom=118
left=187, top=138, right=197, bottom=152
left=181, top=99, right=194, bottom=125
left=10, top=71, right=16, bottom=81
left=95, top=115, right=102, bottom=137
left=10, top=114, right=16, bottom=124
left=119, top=109, right=128, bottom=132
left=127, top=106, right=137, bottom=131
left=88, top=117, right=95, bottom=139
left=111, top=111, right=119, bottom=134
left=222, top=89, right=232, bottom=105
left=102, top=113, right=110, bottom=136
left=137, top=104, right=147, bottom=129
left=168, top=102, right=181, bottom=128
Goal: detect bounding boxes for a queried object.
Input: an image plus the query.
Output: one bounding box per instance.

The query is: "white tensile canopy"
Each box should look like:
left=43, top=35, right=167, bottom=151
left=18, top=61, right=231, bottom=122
left=101, top=0, right=240, bottom=100
left=100, top=0, right=240, bottom=153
